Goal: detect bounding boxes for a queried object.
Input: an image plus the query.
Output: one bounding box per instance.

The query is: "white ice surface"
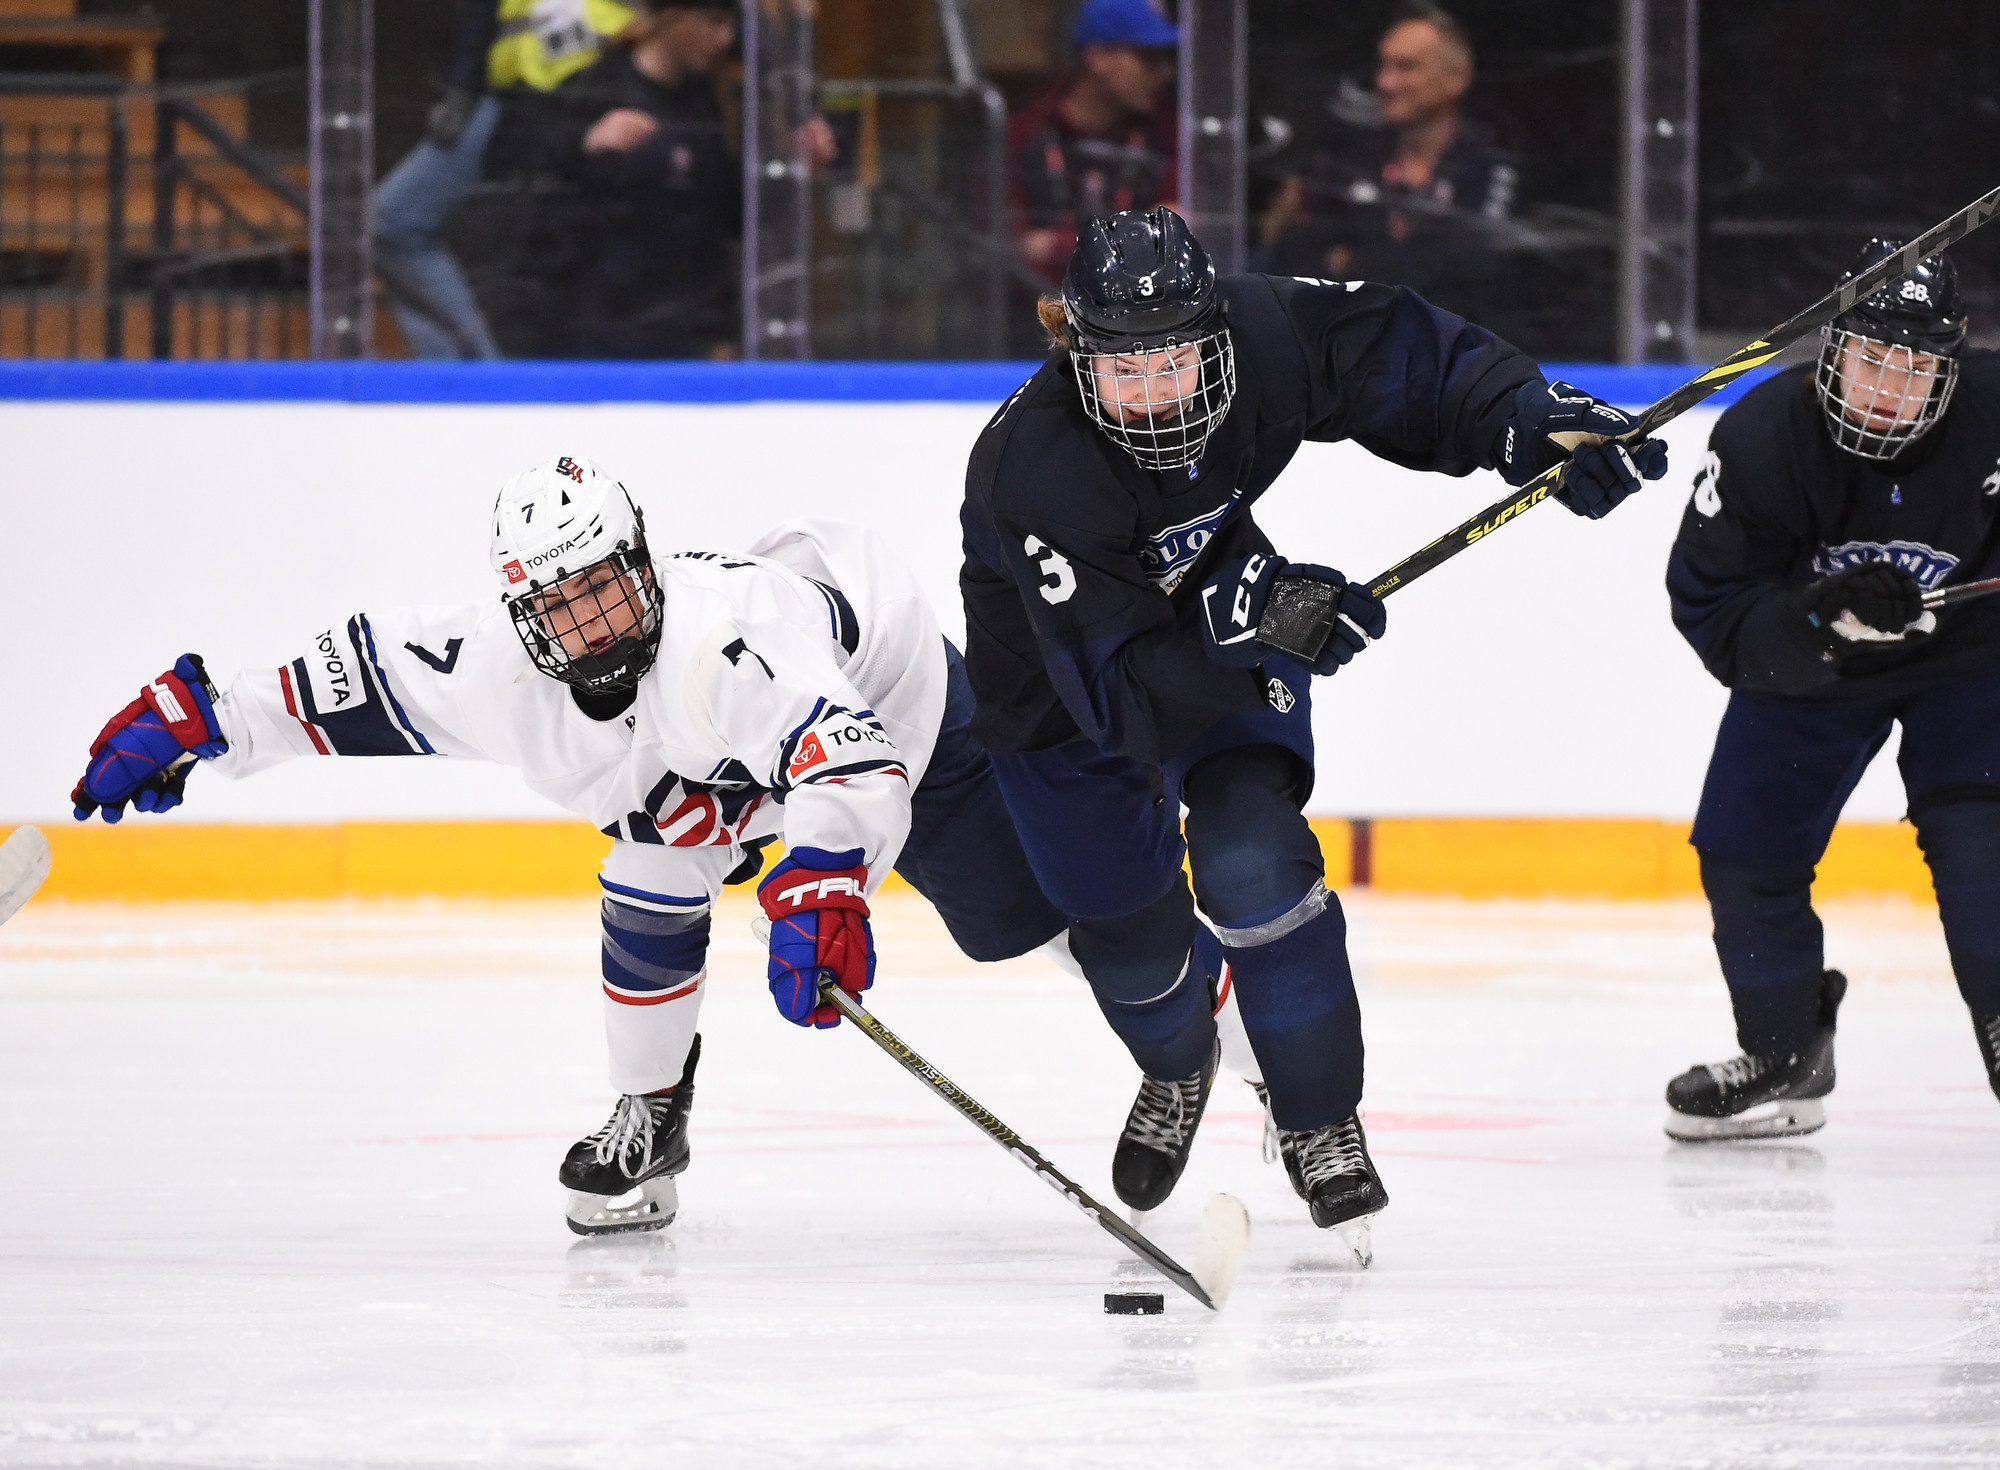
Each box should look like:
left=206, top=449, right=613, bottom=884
left=3, top=892, right=1999, bottom=1469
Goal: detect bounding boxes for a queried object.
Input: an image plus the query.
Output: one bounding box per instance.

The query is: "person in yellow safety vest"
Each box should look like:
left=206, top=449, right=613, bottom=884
left=487, top=0, right=640, bottom=93
left=375, top=0, right=647, bottom=358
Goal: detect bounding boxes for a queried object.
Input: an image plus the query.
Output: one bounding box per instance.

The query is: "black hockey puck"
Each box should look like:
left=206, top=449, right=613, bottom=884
left=1103, top=1291, right=1164, bottom=1315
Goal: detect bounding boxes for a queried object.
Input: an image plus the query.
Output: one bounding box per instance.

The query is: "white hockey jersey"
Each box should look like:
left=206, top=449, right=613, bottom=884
left=208, top=519, right=947, bottom=905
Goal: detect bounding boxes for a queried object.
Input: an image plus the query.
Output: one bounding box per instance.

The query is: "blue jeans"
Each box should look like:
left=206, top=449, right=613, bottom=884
left=373, top=96, right=504, bottom=360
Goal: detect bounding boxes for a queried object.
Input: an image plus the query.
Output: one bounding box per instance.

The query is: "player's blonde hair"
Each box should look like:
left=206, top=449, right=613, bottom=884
left=1037, top=295, right=1074, bottom=350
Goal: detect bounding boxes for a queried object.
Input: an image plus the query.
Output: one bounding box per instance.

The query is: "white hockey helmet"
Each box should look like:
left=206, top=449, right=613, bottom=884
left=491, top=453, right=663, bottom=694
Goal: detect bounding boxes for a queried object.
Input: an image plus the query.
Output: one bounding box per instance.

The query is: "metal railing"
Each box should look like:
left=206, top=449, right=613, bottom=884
left=0, top=73, right=310, bottom=360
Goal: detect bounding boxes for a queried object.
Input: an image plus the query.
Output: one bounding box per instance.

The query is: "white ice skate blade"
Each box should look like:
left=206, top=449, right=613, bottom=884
left=1333, top=1213, right=1378, bottom=1270
left=0, top=825, right=52, bottom=928
left=1193, top=1193, right=1250, bottom=1307
left=1664, top=1097, right=1826, bottom=1142
left=565, top=1176, right=679, bottom=1236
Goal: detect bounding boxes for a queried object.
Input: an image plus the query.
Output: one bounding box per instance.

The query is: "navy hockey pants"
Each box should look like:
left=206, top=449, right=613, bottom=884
left=895, top=643, right=1069, bottom=961
left=1691, top=669, right=2000, bottom=1055
left=991, top=708, right=1363, bottom=1133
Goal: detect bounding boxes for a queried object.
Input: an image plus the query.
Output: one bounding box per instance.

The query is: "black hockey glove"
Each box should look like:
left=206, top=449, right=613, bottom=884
left=1198, top=554, right=1386, bottom=676
left=426, top=88, right=478, bottom=149
left=1496, top=379, right=1670, bottom=518
left=1798, top=562, right=1933, bottom=649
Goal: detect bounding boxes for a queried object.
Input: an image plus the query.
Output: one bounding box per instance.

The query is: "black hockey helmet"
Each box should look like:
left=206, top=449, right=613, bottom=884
left=1059, top=207, right=1237, bottom=470
left=1815, top=238, right=1967, bottom=460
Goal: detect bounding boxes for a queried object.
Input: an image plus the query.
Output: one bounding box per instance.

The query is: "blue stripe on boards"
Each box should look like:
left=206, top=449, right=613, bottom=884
left=0, top=359, right=1783, bottom=410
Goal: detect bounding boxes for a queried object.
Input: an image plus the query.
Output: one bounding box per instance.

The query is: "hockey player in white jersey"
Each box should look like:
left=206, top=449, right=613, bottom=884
left=69, top=453, right=1077, bottom=1235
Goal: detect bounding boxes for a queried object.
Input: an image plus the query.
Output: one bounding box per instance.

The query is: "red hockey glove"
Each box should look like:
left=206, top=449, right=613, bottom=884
left=757, top=848, right=875, bottom=1028
left=72, top=655, right=226, bottom=824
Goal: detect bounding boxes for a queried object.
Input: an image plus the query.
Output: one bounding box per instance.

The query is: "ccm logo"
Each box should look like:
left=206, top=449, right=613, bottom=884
left=771, top=876, right=863, bottom=907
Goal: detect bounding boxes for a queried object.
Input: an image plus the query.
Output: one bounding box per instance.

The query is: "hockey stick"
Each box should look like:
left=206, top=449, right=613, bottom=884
left=820, top=981, right=1243, bottom=1310
left=1924, top=575, right=2000, bottom=610
left=0, top=825, right=52, bottom=928
left=1361, top=182, right=2000, bottom=603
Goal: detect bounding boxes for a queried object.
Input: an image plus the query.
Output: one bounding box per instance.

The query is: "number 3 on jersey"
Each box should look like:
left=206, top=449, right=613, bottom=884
left=1024, top=535, right=1076, bottom=604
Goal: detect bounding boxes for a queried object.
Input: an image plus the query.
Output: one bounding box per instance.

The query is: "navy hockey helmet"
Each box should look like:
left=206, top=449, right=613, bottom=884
left=1059, top=207, right=1237, bottom=470
left=1815, top=238, right=1968, bottom=461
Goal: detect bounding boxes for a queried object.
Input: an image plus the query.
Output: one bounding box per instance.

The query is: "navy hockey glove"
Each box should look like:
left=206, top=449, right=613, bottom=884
left=757, top=847, right=875, bottom=1028
left=1496, top=379, right=1669, bottom=518
left=1199, top=554, right=1386, bottom=676
left=71, top=654, right=226, bottom=824
left=1799, top=562, right=1934, bottom=647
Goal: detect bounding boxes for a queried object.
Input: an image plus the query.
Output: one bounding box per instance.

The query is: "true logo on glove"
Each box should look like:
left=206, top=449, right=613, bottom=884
left=147, top=680, right=187, bottom=724
left=770, top=874, right=864, bottom=908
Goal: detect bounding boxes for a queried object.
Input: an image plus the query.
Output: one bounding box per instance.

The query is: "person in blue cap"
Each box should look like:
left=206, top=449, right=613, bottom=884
left=1009, top=0, right=1179, bottom=287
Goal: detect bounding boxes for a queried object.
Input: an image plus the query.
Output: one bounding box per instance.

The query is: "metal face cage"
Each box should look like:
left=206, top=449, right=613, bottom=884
left=1071, top=329, right=1238, bottom=471
left=1814, top=325, right=1959, bottom=461
left=508, top=545, right=665, bottom=695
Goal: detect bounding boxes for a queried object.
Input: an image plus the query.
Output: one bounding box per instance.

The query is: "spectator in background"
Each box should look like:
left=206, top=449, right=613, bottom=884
left=1264, top=2, right=1517, bottom=310
left=374, top=0, right=640, bottom=359
left=1009, top=0, right=1179, bottom=285
left=553, top=0, right=749, bottom=359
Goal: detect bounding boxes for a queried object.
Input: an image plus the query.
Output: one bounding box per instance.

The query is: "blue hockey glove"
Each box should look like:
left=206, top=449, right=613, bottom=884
left=1200, top=555, right=1386, bottom=676
left=1496, top=379, right=1669, bottom=518
left=72, top=655, right=227, bottom=824
left=757, top=847, right=875, bottom=1028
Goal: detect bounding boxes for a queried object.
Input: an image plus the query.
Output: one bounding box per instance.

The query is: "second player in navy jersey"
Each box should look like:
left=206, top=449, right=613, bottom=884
left=960, top=207, right=1669, bottom=1258
left=1664, top=241, right=2000, bottom=1139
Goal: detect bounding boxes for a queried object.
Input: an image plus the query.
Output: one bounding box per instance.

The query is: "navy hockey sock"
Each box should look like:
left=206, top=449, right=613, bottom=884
left=601, top=898, right=709, bottom=1004
left=1221, top=894, right=1363, bottom=1131
left=1067, top=878, right=1217, bottom=1080
left=1700, top=854, right=1827, bottom=1057
left=1915, top=798, right=2000, bottom=1015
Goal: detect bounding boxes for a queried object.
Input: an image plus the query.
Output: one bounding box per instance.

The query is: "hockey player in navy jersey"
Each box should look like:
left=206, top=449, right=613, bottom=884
left=71, top=453, right=1069, bottom=1234
left=959, top=207, right=1669, bottom=1256
left=1664, top=241, right=2000, bottom=1139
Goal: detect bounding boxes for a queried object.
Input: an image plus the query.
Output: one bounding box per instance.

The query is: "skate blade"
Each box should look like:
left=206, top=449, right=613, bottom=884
left=565, top=1176, right=679, bottom=1236
left=1332, top=1213, right=1378, bottom=1269
left=1664, top=1097, right=1826, bottom=1142
left=1193, top=1193, right=1251, bottom=1307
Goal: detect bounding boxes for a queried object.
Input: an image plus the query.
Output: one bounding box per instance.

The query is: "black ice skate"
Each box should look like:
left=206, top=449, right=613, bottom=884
left=1664, top=971, right=1846, bottom=1141
left=561, top=1036, right=701, bottom=1236
left=1111, top=1039, right=1219, bottom=1213
left=1277, top=1114, right=1389, bottom=1267
left=1973, top=1010, right=2000, bottom=1104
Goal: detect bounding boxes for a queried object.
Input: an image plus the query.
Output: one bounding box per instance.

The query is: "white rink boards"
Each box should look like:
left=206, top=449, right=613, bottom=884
left=4, top=891, right=1999, bottom=1469
left=0, top=397, right=1922, bottom=828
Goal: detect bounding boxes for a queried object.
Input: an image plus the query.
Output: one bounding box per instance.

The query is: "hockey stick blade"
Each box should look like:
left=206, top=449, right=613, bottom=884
left=1193, top=1192, right=1250, bottom=1307
left=0, top=825, right=53, bottom=928
left=1363, top=182, right=2000, bottom=602
left=821, top=982, right=1220, bottom=1310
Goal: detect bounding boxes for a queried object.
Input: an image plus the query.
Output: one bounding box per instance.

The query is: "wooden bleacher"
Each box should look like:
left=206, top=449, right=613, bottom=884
left=0, top=0, right=310, bottom=358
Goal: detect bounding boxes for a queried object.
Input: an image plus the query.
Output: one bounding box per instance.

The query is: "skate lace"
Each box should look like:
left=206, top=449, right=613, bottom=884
left=586, top=1093, right=671, bottom=1179
left=1127, top=1072, right=1202, bottom=1152
left=1253, top=1084, right=1279, bottom=1165
left=1707, top=1054, right=1773, bottom=1089
left=1287, top=1117, right=1367, bottom=1188
left=1982, top=1012, right=2000, bottom=1063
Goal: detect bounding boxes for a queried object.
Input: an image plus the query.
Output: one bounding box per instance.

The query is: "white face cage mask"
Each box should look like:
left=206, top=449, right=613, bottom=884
left=1814, top=325, right=1959, bottom=461
left=1071, top=329, right=1237, bottom=471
